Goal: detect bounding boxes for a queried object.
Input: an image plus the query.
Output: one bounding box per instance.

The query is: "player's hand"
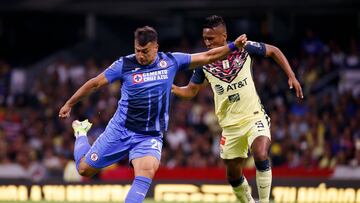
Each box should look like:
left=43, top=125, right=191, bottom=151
left=171, top=84, right=178, bottom=93
left=288, top=77, right=303, bottom=99
left=59, top=104, right=72, bottom=118
left=234, top=34, right=247, bottom=49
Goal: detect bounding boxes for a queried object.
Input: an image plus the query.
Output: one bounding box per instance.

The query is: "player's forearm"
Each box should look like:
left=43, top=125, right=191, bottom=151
left=65, top=78, right=100, bottom=107
left=270, top=46, right=296, bottom=78
left=190, top=35, right=247, bottom=69
left=172, top=86, right=197, bottom=100
left=204, top=45, right=233, bottom=64
left=190, top=46, right=232, bottom=69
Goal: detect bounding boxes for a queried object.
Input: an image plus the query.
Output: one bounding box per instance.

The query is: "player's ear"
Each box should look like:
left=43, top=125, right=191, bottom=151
left=154, top=43, right=159, bottom=51
left=223, top=32, right=227, bottom=40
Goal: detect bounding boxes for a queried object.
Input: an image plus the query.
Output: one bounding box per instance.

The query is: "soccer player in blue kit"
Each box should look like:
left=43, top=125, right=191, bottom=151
left=59, top=26, right=247, bottom=202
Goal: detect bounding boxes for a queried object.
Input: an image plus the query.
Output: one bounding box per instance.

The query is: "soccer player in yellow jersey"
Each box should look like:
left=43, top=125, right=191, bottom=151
left=172, top=15, right=303, bottom=203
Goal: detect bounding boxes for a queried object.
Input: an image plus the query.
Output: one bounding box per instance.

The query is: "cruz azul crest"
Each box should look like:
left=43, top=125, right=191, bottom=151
left=203, top=50, right=248, bottom=83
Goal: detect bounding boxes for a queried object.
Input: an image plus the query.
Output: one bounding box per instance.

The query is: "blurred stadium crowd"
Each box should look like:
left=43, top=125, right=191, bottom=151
left=0, top=30, right=359, bottom=182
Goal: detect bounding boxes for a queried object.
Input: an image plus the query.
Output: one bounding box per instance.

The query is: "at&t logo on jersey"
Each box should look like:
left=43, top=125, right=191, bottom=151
left=132, top=73, right=144, bottom=84
left=214, top=84, right=224, bottom=95
left=213, top=78, right=248, bottom=95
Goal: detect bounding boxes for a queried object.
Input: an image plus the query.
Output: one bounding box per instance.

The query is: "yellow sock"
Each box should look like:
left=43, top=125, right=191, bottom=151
left=232, top=177, right=255, bottom=203
left=256, top=169, right=272, bottom=203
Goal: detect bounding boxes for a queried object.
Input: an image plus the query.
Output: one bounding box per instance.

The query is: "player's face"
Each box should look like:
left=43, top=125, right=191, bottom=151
left=135, top=41, right=159, bottom=66
left=202, top=26, right=227, bottom=49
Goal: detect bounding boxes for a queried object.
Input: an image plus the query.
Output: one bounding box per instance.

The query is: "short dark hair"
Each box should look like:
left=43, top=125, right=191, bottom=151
left=203, top=15, right=227, bottom=31
left=134, top=26, right=158, bottom=46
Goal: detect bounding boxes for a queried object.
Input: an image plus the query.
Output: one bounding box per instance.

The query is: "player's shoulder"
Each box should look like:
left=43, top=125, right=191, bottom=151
left=157, top=52, right=169, bottom=58
left=115, top=54, right=138, bottom=72
left=155, top=52, right=179, bottom=68
left=193, top=67, right=205, bottom=73
left=246, top=41, right=263, bottom=47
left=163, top=51, right=190, bottom=57
left=120, top=54, right=138, bottom=66
left=159, top=51, right=187, bottom=62
left=123, top=54, right=136, bottom=61
left=244, top=41, right=266, bottom=56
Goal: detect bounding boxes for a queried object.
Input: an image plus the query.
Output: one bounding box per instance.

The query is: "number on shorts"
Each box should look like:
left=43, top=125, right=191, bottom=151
left=255, top=120, right=265, bottom=129
left=151, top=139, right=161, bottom=152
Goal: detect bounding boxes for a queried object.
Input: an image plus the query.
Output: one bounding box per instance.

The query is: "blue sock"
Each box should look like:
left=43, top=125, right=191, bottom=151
left=125, top=176, right=152, bottom=203
left=74, top=136, right=91, bottom=170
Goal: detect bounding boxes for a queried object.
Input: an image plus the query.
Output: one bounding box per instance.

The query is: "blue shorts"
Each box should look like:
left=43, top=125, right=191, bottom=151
left=84, top=121, right=163, bottom=169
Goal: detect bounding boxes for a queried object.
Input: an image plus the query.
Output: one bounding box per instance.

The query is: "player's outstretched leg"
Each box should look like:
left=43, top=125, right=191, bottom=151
left=72, top=119, right=92, bottom=173
left=225, top=158, right=255, bottom=203
left=252, top=136, right=272, bottom=203
left=125, top=156, right=159, bottom=203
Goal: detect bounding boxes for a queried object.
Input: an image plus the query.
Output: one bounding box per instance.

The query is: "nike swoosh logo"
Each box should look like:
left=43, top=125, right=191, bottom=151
left=136, top=191, right=146, bottom=197
left=259, top=185, right=270, bottom=189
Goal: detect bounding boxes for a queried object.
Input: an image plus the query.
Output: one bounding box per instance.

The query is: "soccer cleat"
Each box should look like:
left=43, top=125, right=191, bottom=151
left=72, top=119, right=92, bottom=138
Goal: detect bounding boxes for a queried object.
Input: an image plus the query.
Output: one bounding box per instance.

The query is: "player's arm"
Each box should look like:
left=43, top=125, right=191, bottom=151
left=189, top=34, right=247, bottom=69
left=245, top=41, right=303, bottom=99
left=264, top=44, right=303, bottom=99
left=59, top=73, right=109, bottom=118
left=172, top=67, right=205, bottom=99
left=172, top=82, right=201, bottom=100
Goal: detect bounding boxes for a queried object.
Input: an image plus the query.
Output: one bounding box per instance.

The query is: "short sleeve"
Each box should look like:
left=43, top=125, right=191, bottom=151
left=190, top=68, right=206, bottom=84
left=244, top=41, right=266, bottom=56
left=172, top=52, right=191, bottom=71
left=104, top=58, right=124, bottom=83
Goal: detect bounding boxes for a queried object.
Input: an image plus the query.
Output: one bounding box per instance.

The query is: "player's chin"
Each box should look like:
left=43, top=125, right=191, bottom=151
left=139, top=61, right=148, bottom=66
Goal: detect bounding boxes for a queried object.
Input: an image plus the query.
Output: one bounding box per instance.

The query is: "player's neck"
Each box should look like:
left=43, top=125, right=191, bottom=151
left=138, top=55, right=158, bottom=67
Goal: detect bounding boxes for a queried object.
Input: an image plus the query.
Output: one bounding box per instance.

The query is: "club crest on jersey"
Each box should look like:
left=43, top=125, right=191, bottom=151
left=159, top=60, right=168, bottom=68
left=132, top=73, right=144, bottom=84
left=222, top=60, right=230, bottom=69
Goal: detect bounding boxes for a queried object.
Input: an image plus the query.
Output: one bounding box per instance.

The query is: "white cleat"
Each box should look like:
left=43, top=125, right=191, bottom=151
left=72, top=119, right=92, bottom=138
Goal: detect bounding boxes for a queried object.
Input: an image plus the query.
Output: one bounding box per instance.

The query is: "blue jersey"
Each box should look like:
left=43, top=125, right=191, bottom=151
left=104, top=52, right=191, bottom=136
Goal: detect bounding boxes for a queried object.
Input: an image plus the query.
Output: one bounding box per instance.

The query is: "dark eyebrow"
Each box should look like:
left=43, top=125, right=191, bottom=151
left=136, top=47, right=149, bottom=52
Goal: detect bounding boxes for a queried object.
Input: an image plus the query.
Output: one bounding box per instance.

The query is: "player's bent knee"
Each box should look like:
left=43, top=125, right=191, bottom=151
left=139, top=164, right=158, bottom=177
left=224, top=158, right=243, bottom=180
left=226, top=169, right=243, bottom=180
left=133, top=156, right=160, bottom=178
left=78, top=162, right=98, bottom=177
left=253, top=149, right=269, bottom=161
left=252, top=137, right=271, bottom=161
